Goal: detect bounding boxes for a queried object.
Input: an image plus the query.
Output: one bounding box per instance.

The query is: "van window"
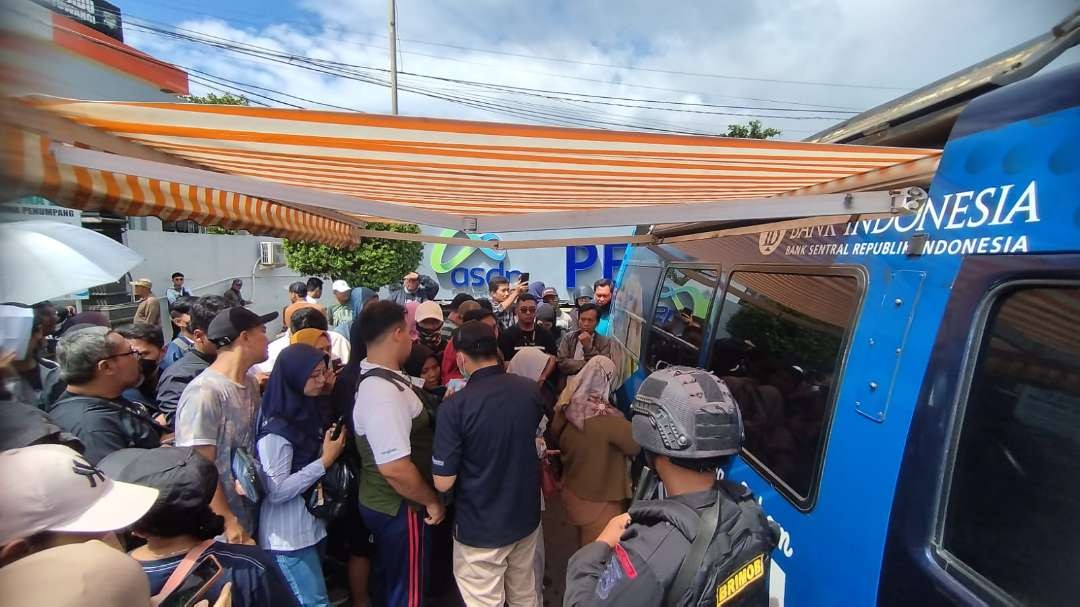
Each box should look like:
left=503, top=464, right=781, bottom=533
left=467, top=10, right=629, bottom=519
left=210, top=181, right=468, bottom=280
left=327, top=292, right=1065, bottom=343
left=609, top=263, right=663, bottom=359
left=940, top=285, right=1080, bottom=605
left=708, top=271, right=859, bottom=503
left=644, top=267, right=718, bottom=370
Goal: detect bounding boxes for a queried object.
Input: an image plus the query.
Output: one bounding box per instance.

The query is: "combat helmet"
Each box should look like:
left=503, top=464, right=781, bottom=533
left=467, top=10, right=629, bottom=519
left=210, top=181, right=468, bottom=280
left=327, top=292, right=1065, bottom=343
left=630, top=366, right=743, bottom=460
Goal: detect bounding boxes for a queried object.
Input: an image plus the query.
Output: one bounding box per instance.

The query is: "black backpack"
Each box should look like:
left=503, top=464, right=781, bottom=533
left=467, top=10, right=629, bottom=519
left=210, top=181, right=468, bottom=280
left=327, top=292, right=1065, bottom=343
left=630, top=480, right=780, bottom=607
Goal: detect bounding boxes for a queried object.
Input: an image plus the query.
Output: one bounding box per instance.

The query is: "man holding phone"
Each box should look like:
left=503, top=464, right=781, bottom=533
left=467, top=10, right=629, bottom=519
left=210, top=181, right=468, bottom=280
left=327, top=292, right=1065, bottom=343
left=489, top=275, right=529, bottom=331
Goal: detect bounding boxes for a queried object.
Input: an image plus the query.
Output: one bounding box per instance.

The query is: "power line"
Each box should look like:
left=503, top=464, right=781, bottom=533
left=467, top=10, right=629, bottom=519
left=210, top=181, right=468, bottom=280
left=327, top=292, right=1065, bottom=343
left=43, top=12, right=724, bottom=135
left=126, top=16, right=855, bottom=115
left=120, top=0, right=908, bottom=91
left=126, top=20, right=846, bottom=122
left=107, top=2, right=870, bottom=109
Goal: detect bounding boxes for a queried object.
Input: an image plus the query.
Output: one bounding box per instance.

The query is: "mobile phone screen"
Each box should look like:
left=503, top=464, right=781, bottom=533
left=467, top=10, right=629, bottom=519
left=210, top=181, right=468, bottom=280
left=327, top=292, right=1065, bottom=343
left=159, top=555, right=223, bottom=607
left=518, top=272, right=530, bottom=283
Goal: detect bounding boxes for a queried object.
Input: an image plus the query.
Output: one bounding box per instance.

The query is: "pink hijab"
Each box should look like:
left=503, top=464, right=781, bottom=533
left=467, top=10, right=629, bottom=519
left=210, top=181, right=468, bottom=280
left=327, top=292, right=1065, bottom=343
left=405, top=301, right=420, bottom=341
left=565, top=355, right=620, bottom=431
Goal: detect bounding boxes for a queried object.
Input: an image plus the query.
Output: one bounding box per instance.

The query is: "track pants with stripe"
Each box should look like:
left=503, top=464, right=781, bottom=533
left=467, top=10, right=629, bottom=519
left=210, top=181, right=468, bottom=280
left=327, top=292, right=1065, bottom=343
left=360, top=502, right=430, bottom=607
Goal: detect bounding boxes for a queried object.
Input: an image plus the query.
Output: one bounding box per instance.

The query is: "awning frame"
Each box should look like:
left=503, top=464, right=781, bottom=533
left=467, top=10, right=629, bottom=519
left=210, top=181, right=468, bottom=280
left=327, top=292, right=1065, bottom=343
left=51, top=143, right=927, bottom=238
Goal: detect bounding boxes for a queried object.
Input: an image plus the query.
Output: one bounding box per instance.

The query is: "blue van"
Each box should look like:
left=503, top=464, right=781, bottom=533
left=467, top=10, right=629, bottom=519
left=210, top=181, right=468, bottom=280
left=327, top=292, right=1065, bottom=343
left=605, top=63, right=1079, bottom=605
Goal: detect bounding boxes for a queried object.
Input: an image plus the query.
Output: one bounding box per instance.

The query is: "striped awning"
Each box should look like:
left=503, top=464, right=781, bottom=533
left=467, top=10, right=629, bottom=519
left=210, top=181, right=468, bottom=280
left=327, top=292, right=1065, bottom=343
left=0, top=97, right=944, bottom=242
left=1, top=127, right=357, bottom=246
left=25, top=99, right=938, bottom=217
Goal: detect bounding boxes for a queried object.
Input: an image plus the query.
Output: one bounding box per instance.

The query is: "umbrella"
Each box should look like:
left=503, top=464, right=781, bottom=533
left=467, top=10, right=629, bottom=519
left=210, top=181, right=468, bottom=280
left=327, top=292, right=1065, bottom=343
left=0, top=220, right=144, bottom=305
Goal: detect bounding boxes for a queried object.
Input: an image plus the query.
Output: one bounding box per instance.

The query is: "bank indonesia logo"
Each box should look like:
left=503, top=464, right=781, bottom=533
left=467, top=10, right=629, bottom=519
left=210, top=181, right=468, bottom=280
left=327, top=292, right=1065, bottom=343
left=758, top=229, right=785, bottom=256
left=430, top=228, right=506, bottom=273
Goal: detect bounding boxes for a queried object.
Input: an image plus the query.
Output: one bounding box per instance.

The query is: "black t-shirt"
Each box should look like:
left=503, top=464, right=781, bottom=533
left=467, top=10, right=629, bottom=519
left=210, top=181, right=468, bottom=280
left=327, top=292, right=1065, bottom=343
left=498, top=324, right=557, bottom=361
left=140, top=541, right=298, bottom=607
left=431, top=366, right=543, bottom=547
left=47, top=391, right=161, bottom=464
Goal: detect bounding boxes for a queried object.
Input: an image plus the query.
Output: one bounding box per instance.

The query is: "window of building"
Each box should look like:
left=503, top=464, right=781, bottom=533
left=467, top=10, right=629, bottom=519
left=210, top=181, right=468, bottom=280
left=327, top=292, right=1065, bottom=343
left=708, top=270, right=859, bottom=504
left=161, top=220, right=205, bottom=234
left=938, top=285, right=1080, bottom=605
left=644, top=266, right=718, bottom=370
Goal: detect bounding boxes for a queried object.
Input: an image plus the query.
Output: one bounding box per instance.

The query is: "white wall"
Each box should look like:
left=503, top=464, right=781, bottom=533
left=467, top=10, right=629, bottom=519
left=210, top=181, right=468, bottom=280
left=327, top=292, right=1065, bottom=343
left=124, top=230, right=327, bottom=328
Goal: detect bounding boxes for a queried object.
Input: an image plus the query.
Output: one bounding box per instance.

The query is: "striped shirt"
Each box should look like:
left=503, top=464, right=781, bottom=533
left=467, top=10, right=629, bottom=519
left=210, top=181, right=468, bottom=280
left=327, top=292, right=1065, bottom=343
left=256, top=433, right=327, bottom=551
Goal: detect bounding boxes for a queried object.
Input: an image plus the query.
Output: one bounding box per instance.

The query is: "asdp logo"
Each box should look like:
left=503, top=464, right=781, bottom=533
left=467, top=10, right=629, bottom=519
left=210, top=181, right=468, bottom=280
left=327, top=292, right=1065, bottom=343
left=758, top=230, right=785, bottom=256
left=430, top=229, right=505, bottom=273
left=431, top=229, right=522, bottom=287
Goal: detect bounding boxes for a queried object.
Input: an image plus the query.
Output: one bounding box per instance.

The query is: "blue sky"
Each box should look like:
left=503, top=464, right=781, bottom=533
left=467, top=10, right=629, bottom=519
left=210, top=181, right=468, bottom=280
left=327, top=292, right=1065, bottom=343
left=116, top=0, right=1079, bottom=140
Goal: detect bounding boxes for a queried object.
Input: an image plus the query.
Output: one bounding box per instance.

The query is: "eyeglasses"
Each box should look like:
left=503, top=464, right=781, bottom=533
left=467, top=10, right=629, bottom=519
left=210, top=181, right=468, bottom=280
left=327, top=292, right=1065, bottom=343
left=101, top=348, right=139, bottom=362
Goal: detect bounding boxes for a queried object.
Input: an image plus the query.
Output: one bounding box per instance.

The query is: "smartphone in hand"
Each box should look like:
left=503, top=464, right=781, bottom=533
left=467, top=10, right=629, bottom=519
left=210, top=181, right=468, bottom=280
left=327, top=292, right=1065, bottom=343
left=329, top=416, right=346, bottom=440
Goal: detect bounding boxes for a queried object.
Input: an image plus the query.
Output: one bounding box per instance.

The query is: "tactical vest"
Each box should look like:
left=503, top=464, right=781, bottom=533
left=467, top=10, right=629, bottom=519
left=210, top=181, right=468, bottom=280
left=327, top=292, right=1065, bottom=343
left=630, top=480, right=780, bottom=607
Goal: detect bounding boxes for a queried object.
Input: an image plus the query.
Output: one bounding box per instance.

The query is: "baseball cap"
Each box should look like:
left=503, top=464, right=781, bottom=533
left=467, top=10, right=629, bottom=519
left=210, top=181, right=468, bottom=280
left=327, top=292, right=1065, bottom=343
left=454, top=320, right=499, bottom=356
left=542, top=287, right=558, bottom=298
left=130, top=278, right=152, bottom=289
left=0, top=444, right=159, bottom=546
left=0, top=540, right=152, bottom=606
left=415, top=300, right=443, bottom=324
left=99, top=447, right=217, bottom=528
left=332, top=279, right=351, bottom=293
left=207, top=306, right=278, bottom=347
left=449, top=293, right=475, bottom=310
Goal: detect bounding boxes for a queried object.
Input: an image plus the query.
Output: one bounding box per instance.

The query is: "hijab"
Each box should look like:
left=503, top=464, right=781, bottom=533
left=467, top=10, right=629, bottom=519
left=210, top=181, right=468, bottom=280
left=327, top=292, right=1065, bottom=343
left=405, top=301, right=420, bottom=341
left=331, top=315, right=367, bottom=430
left=528, top=281, right=546, bottom=299
left=291, top=328, right=327, bottom=347
left=564, top=355, right=619, bottom=431
left=350, top=287, right=378, bottom=317
left=506, top=347, right=554, bottom=383
left=257, top=344, right=328, bottom=469
left=404, top=342, right=435, bottom=379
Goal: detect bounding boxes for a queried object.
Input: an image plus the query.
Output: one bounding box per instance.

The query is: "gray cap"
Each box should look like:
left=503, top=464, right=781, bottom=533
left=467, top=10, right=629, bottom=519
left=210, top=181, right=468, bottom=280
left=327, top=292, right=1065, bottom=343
left=630, top=366, right=743, bottom=459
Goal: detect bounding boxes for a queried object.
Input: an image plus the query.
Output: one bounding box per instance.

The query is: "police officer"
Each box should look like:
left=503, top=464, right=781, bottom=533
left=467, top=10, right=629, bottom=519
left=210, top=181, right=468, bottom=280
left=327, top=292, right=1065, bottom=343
left=564, top=366, right=778, bottom=607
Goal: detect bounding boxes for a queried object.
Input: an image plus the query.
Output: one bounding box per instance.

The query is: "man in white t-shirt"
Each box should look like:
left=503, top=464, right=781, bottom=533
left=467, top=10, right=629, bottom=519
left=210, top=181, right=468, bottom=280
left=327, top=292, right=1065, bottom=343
left=175, top=306, right=276, bottom=544
left=352, top=300, right=444, bottom=607
left=255, top=305, right=350, bottom=375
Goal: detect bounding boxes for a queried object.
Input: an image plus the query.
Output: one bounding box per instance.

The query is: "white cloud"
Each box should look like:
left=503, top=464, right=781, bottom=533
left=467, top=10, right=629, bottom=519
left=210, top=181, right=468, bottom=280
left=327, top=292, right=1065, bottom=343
left=124, top=0, right=1079, bottom=140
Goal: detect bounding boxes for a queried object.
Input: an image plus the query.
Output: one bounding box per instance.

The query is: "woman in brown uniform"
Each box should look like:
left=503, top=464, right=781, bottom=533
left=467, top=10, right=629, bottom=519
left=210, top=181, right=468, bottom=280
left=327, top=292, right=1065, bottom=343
left=552, top=355, right=640, bottom=547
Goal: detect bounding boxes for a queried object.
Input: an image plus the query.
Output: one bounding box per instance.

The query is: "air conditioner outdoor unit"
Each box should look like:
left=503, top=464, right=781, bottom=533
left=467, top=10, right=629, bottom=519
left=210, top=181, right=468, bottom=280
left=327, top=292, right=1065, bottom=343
left=259, top=241, right=285, bottom=266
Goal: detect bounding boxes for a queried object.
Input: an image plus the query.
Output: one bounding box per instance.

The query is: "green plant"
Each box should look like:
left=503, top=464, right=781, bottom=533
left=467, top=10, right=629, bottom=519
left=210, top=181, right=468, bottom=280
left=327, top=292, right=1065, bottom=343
left=283, top=222, right=423, bottom=288
left=206, top=226, right=237, bottom=235
left=183, top=92, right=250, bottom=106
left=724, top=120, right=782, bottom=140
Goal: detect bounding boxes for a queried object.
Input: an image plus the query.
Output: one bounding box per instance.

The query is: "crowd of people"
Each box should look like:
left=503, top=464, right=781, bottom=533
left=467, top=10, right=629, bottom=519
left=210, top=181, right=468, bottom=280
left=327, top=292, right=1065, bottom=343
left=0, top=270, right=641, bottom=607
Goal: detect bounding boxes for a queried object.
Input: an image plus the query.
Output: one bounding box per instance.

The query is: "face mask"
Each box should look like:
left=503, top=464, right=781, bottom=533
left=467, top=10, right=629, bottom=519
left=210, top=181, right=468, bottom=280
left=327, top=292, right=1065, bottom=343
left=138, top=358, right=157, bottom=379
left=417, top=325, right=443, bottom=346
left=457, top=353, right=471, bottom=380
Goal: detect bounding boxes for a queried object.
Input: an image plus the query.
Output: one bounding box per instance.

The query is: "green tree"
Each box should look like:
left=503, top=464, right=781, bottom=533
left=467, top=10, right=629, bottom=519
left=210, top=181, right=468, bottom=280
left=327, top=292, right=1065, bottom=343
left=183, top=92, right=250, bottom=106
left=724, top=119, right=782, bottom=140
left=725, top=304, right=842, bottom=374
left=283, top=222, right=424, bottom=289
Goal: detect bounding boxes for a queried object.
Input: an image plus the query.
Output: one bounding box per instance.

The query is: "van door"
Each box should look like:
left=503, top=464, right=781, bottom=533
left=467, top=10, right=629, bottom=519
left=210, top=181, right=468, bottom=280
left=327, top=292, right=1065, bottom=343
left=881, top=254, right=1080, bottom=605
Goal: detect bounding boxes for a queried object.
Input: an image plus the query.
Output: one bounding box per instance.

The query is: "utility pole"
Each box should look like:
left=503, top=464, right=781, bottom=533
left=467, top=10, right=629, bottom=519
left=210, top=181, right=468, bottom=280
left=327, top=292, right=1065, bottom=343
left=388, top=0, right=398, bottom=115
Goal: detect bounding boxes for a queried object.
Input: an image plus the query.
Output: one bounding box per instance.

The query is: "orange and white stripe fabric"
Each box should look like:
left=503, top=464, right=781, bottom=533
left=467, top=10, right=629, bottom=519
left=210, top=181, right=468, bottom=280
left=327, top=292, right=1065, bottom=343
left=23, top=98, right=941, bottom=220
left=0, top=127, right=356, bottom=246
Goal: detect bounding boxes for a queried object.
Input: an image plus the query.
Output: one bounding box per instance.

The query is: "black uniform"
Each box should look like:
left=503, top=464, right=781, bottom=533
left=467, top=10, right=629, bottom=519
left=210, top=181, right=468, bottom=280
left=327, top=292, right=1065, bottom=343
left=564, top=485, right=773, bottom=607
left=47, top=391, right=161, bottom=464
